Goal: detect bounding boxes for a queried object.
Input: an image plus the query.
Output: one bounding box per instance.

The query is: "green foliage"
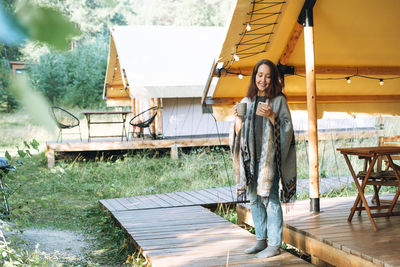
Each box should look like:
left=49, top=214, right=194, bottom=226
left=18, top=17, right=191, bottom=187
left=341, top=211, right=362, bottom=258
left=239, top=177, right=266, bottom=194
left=15, top=0, right=82, bottom=51
left=29, top=36, right=108, bottom=108
left=2, top=147, right=233, bottom=264
left=0, top=140, right=40, bottom=216
left=0, top=58, right=18, bottom=112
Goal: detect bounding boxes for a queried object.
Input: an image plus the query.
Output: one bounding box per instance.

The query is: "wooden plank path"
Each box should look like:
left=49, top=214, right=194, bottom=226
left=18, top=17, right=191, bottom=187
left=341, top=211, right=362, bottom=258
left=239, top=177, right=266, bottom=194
left=100, top=187, right=313, bottom=267
left=238, top=195, right=400, bottom=267
left=100, top=187, right=237, bottom=212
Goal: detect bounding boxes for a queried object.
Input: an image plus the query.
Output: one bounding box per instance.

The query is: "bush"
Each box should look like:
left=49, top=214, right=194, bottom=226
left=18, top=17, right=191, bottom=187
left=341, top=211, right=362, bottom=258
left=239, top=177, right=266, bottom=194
left=0, top=58, right=18, bottom=112
left=29, top=36, right=108, bottom=108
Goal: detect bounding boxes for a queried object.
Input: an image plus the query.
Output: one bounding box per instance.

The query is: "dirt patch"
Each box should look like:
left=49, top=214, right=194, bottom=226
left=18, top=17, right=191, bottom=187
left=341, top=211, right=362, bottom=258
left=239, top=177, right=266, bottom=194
left=4, top=227, right=89, bottom=262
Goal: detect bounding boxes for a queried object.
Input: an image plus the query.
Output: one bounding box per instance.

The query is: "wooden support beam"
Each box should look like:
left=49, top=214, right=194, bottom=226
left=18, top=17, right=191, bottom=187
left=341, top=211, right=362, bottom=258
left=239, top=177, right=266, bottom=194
left=304, top=11, right=320, bottom=212
left=156, top=98, right=163, bottom=136
left=201, top=59, right=217, bottom=104
left=279, top=22, right=304, bottom=65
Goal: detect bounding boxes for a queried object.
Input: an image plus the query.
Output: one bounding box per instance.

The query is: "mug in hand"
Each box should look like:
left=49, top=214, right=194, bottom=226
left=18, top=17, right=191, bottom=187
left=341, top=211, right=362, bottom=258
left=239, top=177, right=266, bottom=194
left=236, top=102, right=247, bottom=116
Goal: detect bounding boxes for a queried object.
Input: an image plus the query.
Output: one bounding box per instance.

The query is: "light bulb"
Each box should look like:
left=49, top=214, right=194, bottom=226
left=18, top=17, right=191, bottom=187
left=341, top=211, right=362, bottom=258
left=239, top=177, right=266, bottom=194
left=246, top=23, right=251, bottom=31
left=346, top=77, right=351, bottom=84
left=379, top=79, right=384, bottom=86
left=114, top=67, right=117, bottom=70
left=233, top=54, right=239, bottom=61
left=238, top=74, right=243, bottom=79
left=110, top=87, right=113, bottom=90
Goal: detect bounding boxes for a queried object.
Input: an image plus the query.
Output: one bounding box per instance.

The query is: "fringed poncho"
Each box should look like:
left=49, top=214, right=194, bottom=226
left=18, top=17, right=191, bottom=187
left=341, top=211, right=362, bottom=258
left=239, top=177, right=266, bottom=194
left=230, top=95, right=297, bottom=203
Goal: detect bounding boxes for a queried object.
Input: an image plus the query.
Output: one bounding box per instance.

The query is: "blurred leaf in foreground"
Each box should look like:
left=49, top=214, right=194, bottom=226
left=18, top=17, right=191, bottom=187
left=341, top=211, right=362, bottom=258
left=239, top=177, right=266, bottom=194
left=0, top=2, right=28, bottom=45
left=9, top=75, right=56, bottom=133
left=15, top=0, right=82, bottom=50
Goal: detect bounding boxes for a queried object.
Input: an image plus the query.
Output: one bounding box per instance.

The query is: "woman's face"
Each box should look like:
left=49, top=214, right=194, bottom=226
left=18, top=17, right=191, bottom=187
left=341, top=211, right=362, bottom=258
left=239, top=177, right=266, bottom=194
left=255, top=64, right=271, bottom=96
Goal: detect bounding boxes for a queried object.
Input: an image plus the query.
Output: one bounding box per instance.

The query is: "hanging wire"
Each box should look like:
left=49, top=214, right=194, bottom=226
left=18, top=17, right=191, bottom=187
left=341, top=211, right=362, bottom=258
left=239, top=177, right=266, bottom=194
left=210, top=112, right=236, bottom=203
left=294, top=73, right=400, bottom=82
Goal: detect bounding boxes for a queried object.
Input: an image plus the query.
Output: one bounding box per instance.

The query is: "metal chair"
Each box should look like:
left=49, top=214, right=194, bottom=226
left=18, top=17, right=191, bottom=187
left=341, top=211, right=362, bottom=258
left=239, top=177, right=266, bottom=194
left=130, top=106, right=160, bottom=139
left=51, top=106, right=82, bottom=142
left=0, top=157, right=15, bottom=217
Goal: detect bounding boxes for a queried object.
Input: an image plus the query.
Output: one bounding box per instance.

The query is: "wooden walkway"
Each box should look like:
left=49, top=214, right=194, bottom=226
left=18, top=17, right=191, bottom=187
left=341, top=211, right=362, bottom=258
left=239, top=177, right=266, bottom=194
left=238, top=195, right=400, bottom=267
left=46, top=136, right=229, bottom=168
left=100, top=187, right=313, bottom=267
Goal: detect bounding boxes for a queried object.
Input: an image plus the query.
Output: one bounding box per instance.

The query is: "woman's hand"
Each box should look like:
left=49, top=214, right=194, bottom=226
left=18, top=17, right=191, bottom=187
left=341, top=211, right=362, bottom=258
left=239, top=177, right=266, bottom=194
left=256, top=102, right=275, bottom=124
left=256, top=102, right=273, bottom=117
left=232, top=105, right=243, bottom=133
left=232, top=105, right=239, bottom=117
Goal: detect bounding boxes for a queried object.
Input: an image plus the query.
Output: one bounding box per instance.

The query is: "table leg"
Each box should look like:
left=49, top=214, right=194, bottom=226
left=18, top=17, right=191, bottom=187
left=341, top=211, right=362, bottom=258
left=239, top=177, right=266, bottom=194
left=121, top=113, right=127, bottom=141
left=344, top=154, right=378, bottom=231
left=386, top=156, right=400, bottom=214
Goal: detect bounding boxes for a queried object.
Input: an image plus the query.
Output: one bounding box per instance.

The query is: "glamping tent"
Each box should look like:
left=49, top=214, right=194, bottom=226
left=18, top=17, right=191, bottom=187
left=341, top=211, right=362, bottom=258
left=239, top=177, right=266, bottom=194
left=202, top=0, right=400, bottom=210
left=103, top=25, right=232, bottom=138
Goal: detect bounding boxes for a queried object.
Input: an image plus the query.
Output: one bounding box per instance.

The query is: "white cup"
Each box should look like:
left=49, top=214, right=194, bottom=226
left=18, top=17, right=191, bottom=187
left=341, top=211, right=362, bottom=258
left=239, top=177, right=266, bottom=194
left=236, top=102, right=247, bottom=116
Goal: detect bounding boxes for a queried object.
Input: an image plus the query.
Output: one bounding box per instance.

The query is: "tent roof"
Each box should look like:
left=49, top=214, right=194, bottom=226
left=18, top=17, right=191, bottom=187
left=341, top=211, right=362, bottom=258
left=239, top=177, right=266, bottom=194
left=104, top=25, right=225, bottom=105
left=204, top=0, right=400, bottom=119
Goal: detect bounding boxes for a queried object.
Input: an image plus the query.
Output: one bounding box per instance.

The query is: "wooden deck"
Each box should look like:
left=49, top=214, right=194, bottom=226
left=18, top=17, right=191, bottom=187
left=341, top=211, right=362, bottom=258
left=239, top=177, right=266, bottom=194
left=46, top=135, right=229, bottom=168
left=237, top=195, right=400, bottom=267
left=99, top=187, right=313, bottom=267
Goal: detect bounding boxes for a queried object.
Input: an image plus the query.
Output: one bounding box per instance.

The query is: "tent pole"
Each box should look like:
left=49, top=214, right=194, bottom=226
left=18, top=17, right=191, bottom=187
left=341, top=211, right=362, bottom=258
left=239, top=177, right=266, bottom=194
left=156, top=98, right=163, bottom=137
left=150, top=98, right=156, bottom=136
left=303, top=2, right=320, bottom=212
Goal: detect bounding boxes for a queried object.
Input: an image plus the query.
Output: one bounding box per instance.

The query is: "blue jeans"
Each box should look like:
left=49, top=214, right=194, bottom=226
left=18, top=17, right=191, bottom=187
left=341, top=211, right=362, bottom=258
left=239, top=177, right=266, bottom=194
left=248, top=162, right=283, bottom=246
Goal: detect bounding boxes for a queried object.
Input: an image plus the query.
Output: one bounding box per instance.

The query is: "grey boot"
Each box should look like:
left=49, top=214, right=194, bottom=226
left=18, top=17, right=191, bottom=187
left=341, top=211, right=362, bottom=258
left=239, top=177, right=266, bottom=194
left=244, top=239, right=267, bottom=254
left=256, top=245, right=281, bottom=258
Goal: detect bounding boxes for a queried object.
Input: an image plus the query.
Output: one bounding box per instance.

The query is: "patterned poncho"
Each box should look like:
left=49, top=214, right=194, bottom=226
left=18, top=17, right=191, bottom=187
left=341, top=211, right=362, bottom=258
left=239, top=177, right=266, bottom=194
left=230, top=95, right=297, bottom=203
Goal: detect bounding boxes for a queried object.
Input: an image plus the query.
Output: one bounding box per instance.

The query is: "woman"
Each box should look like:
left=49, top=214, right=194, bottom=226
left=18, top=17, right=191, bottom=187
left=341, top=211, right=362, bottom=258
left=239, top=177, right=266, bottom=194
left=230, top=59, right=297, bottom=258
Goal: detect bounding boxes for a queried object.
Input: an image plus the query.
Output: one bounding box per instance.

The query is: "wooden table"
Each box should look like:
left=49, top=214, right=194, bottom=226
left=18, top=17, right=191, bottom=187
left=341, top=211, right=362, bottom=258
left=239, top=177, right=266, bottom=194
left=82, top=111, right=131, bottom=141
left=337, top=146, right=400, bottom=231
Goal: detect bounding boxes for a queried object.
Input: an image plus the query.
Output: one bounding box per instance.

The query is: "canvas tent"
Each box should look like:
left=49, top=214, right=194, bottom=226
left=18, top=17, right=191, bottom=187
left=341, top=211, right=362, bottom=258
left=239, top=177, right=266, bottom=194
left=203, top=0, right=400, bottom=119
left=103, top=25, right=231, bottom=138
left=202, top=0, right=400, bottom=211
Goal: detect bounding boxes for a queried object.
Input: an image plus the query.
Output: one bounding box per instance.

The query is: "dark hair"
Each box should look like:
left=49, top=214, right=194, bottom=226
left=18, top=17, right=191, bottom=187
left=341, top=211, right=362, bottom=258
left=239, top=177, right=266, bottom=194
left=246, top=59, right=284, bottom=99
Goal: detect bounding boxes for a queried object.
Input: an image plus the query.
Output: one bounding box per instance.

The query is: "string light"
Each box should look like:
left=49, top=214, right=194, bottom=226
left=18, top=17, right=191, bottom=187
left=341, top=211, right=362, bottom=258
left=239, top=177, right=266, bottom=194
left=114, top=67, right=117, bottom=70
left=246, top=23, right=251, bottom=31
left=110, top=86, right=113, bottom=90
left=233, top=54, right=240, bottom=61
left=294, top=73, right=400, bottom=84
left=238, top=74, right=243, bottom=79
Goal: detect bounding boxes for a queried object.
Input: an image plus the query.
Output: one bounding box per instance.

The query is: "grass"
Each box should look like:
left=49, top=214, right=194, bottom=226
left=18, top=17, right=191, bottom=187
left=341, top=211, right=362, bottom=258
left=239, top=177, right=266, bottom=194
left=0, top=111, right=399, bottom=265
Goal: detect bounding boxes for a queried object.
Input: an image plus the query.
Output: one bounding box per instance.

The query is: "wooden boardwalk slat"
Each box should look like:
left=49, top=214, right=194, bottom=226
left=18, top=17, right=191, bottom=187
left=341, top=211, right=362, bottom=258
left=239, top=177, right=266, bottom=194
left=100, top=192, right=312, bottom=267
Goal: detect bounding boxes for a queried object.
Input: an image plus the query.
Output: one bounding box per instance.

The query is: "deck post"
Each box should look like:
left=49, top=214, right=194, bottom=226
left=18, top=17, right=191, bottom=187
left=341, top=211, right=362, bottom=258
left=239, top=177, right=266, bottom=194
left=302, top=0, right=320, bottom=212
left=46, top=145, right=55, bottom=168
left=171, top=144, right=179, bottom=159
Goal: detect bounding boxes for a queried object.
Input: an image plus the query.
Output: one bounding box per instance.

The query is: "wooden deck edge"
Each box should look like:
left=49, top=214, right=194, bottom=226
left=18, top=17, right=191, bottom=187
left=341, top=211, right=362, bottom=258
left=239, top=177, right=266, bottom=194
left=283, top=227, right=379, bottom=267
left=45, top=137, right=229, bottom=168
left=236, top=204, right=381, bottom=267
left=46, top=137, right=229, bottom=152
left=98, top=200, right=145, bottom=257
